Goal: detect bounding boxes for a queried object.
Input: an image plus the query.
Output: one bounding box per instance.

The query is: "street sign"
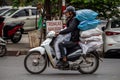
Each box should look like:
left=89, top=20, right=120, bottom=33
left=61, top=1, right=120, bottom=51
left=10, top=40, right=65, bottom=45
left=46, top=20, right=63, bottom=33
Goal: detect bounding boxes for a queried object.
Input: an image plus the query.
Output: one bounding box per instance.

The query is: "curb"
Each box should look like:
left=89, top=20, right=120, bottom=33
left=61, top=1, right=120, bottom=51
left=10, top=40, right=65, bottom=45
left=6, top=50, right=28, bottom=56
left=6, top=34, right=30, bottom=56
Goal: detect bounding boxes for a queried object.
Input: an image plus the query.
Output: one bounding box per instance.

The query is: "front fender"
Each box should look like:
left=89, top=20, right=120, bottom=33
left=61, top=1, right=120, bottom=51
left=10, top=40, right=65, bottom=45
left=29, top=47, right=45, bottom=55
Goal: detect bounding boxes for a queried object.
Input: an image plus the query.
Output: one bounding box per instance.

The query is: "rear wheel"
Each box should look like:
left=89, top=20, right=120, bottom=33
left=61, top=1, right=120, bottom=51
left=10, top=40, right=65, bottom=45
left=11, top=30, right=22, bottom=43
left=0, top=45, right=7, bottom=57
left=78, top=52, right=99, bottom=74
left=24, top=51, right=47, bottom=74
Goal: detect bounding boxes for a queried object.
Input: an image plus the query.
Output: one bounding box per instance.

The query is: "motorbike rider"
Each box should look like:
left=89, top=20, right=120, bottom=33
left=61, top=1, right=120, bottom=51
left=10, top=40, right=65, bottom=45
left=56, top=6, right=81, bottom=67
left=54, top=6, right=75, bottom=61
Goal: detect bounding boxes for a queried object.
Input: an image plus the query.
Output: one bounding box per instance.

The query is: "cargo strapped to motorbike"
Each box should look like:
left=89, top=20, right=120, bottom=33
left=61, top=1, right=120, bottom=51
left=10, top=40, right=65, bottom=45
left=76, top=9, right=103, bottom=54
left=75, top=9, right=101, bottom=31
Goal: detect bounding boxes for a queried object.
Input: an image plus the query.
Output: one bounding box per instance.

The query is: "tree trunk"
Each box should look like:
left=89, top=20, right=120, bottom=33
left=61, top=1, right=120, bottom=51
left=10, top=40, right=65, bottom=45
left=58, top=0, right=62, bottom=19
left=44, top=0, right=51, bottom=20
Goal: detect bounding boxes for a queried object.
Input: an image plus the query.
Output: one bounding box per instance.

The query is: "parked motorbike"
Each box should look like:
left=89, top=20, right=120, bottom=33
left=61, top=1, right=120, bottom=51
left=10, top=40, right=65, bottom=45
left=24, top=31, right=101, bottom=74
left=0, top=37, right=7, bottom=57
left=0, top=16, right=24, bottom=43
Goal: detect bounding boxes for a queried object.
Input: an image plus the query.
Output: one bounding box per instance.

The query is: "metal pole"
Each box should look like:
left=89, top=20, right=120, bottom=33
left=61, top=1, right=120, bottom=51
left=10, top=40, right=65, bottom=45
left=62, top=0, right=66, bottom=28
left=35, top=7, right=38, bottom=29
left=58, top=0, right=62, bottom=19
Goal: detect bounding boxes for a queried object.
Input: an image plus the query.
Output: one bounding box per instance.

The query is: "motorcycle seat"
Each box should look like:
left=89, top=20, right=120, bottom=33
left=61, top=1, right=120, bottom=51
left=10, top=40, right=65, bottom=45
left=3, top=22, right=23, bottom=31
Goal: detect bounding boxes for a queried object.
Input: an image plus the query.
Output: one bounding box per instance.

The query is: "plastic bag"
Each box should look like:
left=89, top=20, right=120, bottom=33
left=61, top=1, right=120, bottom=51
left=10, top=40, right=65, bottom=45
left=77, top=20, right=100, bottom=31
left=75, top=9, right=100, bottom=31
left=76, top=9, right=98, bottom=21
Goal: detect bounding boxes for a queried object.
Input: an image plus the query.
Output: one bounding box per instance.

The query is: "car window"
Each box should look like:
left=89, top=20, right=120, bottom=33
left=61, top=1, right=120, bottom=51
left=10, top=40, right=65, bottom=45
left=2, top=9, right=18, bottom=16
left=31, top=9, right=39, bottom=15
left=13, top=9, right=29, bottom=17
left=0, top=8, right=9, bottom=14
left=111, top=20, right=120, bottom=28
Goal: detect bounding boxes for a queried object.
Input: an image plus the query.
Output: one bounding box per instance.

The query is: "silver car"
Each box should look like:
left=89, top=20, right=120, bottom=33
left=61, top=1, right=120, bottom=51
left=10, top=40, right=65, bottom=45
left=0, top=6, right=12, bottom=16
left=3, top=6, right=39, bottom=31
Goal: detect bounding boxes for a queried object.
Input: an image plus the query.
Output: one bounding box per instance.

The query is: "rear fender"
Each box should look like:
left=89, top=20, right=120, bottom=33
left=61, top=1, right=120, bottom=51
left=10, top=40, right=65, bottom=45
left=29, top=47, right=45, bottom=55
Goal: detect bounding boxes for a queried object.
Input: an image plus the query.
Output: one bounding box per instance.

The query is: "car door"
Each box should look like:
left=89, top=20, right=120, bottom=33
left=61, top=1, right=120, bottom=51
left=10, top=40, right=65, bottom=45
left=12, top=8, right=32, bottom=31
left=104, top=19, right=120, bottom=52
left=29, top=8, right=39, bottom=29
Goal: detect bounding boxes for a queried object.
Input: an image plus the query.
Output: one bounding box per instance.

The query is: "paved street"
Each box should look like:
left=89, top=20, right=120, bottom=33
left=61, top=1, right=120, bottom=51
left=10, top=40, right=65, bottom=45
left=0, top=56, right=120, bottom=80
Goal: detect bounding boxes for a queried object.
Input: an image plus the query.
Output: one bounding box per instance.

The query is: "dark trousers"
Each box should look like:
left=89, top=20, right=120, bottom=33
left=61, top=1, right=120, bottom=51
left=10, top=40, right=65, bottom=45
left=58, top=41, right=78, bottom=58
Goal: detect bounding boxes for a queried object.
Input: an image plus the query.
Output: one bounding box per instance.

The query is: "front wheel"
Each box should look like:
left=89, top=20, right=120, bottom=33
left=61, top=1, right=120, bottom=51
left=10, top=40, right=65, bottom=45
left=0, top=45, right=7, bottom=57
left=24, top=51, right=47, bottom=74
left=78, top=52, right=99, bottom=74
left=11, top=30, right=22, bottom=43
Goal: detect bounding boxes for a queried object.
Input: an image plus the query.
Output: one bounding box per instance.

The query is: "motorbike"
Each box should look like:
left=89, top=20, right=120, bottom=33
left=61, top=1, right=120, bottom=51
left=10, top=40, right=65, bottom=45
left=0, top=16, right=24, bottom=43
left=24, top=31, right=101, bottom=74
left=0, top=37, right=7, bottom=57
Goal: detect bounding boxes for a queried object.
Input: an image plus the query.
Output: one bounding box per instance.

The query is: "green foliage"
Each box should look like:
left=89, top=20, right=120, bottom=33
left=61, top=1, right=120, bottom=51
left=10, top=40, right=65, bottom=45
left=25, top=0, right=44, bottom=6
left=12, top=0, right=44, bottom=7
left=51, top=0, right=59, bottom=15
left=7, top=0, right=120, bottom=19
left=66, top=0, right=120, bottom=19
left=13, top=0, right=20, bottom=8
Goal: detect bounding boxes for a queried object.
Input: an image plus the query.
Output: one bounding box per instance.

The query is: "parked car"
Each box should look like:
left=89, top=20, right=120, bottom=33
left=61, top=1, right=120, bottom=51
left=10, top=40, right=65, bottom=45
left=103, top=18, right=120, bottom=58
left=0, top=6, right=12, bottom=16
left=2, top=6, right=39, bottom=31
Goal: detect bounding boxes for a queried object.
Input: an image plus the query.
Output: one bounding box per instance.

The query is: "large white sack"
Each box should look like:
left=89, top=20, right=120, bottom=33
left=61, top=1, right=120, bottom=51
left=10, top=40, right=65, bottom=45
left=80, top=28, right=103, bottom=38
left=80, top=35, right=103, bottom=43
left=79, top=41, right=103, bottom=54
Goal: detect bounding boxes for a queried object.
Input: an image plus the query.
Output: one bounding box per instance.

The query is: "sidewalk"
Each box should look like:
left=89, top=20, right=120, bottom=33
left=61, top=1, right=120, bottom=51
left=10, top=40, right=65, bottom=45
left=6, top=34, right=30, bottom=56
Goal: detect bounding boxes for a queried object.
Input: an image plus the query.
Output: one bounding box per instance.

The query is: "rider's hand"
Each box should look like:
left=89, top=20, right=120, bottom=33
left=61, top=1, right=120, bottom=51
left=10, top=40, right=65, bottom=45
left=55, top=32, right=59, bottom=37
